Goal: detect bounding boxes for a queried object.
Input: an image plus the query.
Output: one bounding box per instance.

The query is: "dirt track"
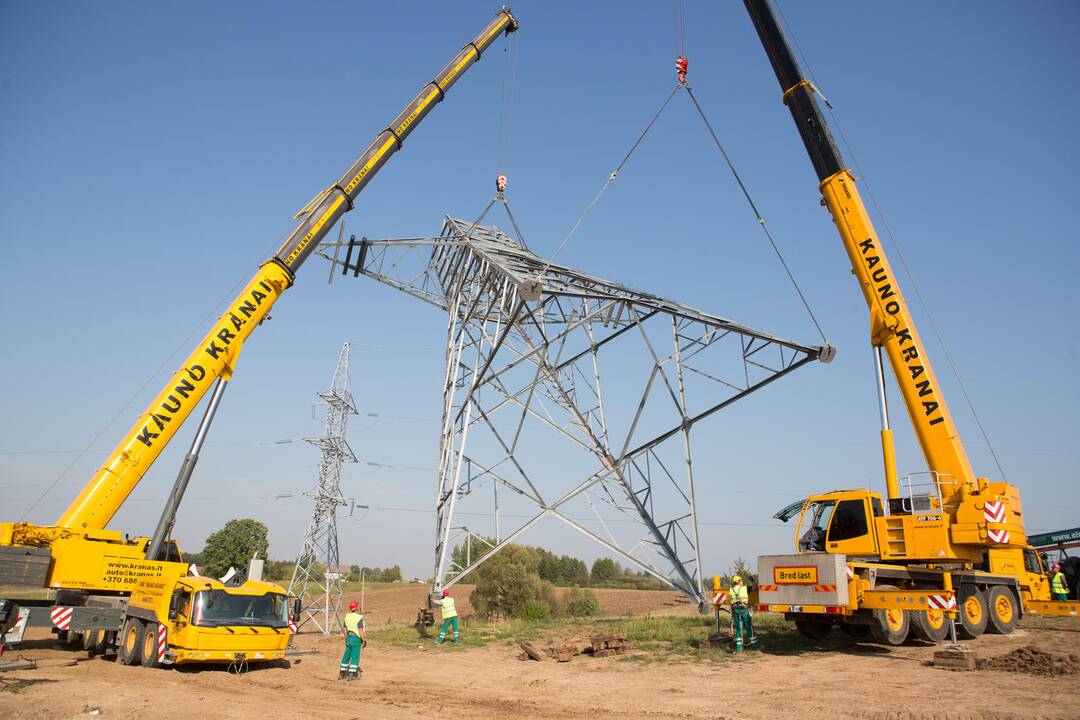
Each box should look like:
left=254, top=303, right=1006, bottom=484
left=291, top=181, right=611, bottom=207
left=3, top=587, right=1079, bottom=720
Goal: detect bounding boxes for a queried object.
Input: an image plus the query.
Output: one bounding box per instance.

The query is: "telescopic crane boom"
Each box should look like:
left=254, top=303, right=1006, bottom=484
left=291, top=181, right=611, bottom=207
left=2, top=6, right=515, bottom=610
left=1, top=8, right=518, bottom=668
left=29, top=8, right=518, bottom=540
left=743, top=0, right=973, bottom=502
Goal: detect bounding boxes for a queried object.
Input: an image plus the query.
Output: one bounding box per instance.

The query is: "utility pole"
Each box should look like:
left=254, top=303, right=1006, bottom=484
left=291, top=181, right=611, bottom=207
left=288, top=342, right=357, bottom=634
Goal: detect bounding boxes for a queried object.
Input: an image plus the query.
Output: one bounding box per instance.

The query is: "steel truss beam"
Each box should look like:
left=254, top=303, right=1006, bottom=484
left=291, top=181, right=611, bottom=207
left=319, top=218, right=827, bottom=606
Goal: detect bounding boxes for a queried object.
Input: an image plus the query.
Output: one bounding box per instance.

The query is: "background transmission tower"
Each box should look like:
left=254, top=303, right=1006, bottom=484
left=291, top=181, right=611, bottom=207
left=288, top=342, right=358, bottom=634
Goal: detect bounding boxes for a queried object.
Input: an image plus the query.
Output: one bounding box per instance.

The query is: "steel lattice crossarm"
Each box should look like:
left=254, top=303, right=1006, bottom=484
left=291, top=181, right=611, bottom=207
left=317, top=218, right=831, bottom=606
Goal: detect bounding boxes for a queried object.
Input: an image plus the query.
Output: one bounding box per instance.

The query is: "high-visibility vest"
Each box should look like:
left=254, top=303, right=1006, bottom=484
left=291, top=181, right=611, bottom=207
left=345, top=612, right=364, bottom=636
left=730, top=584, right=749, bottom=605
left=440, top=596, right=457, bottom=619
left=1051, top=572, right=1067, bottom=595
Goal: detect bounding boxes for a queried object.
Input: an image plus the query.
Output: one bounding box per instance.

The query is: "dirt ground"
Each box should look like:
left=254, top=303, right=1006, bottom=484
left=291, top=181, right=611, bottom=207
left=3, top=586, right=1079, bottom=720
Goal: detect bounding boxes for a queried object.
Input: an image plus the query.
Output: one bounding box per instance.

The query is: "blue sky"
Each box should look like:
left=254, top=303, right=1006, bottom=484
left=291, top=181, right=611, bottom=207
left=1, top=1, right=1077, bottom=581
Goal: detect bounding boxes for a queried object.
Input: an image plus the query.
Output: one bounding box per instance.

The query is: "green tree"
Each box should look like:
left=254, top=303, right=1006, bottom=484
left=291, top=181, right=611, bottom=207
left=590, top=557, right=620, bottom=584
left=537, top=550, right=560, bottom=583
left=468, top=544, right=555, bottom=618
left=560, top=556, right=590, bottom=586
left=450, top=536, right=498, bottom=581
left=563, top=586, right=601, bottom=617
left=380, top=565, right=402, bottom=582
left=263, top=559, right=295, bottom=582
left=731, top=557, right=757, bottom=585
left=200, top=518, right=270, bottom=578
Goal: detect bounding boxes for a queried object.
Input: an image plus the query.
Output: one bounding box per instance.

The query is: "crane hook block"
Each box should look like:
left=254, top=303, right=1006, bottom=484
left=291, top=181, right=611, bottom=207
left=676, top=56, right=689, bottom=84
left=496, top=174, right=508, bottom=193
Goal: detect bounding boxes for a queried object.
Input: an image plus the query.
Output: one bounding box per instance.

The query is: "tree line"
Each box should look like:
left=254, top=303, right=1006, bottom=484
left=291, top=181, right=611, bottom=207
left=452, top=537, right=667, bottom=591
left=181, top=518, right=402, bottom=583
left=179, top=518, right=753, bottom=594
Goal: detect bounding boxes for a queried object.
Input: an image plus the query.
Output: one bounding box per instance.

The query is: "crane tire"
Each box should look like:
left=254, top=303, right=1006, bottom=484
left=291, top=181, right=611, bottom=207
left=957, top=585, right=988, bottom=639
left=141, top=622, right=161, bottom=668
left=795, top=620, right=832, bottom=640
left=985, top=585, right=1018, bottom=635
left=88, top=628, right=108, bottom=656
left=869, top=585, right=910, bottom=645
left=118, top=618, right=144, bottom=666
left=910, top=607, right=949, bottom=643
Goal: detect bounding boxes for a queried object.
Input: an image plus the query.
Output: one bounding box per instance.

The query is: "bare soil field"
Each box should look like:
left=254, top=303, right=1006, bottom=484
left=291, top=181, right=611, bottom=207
left=3, top=587, right=1078, bottom=720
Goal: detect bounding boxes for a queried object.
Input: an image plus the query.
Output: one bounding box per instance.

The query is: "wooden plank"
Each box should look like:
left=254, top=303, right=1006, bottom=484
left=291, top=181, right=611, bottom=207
left=0, top=659, right=37, bottom=672
left=520, top=641, right=546, bottom=661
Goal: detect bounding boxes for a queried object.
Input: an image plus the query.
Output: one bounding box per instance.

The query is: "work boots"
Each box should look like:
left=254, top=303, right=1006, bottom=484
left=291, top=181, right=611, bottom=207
left=348, top=670, right=359, bottom=681
left=339, top=669, right=348, bottom=681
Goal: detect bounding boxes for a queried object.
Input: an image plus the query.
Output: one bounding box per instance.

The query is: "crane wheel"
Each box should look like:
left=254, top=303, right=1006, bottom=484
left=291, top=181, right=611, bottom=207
left=869, top=585, right=910, bottom=645
left=795, top=620, right=832, bottom=640
left=81, top=629, right=95, bottom=651
left=985, top=586, right=1018, bottom=635
left=89, top=628, right=108, bottom=656
left=118, top=618, right=144, bottom=666
left=957, top=585, right=987, bottom=639
left=910, top=607, right=949, bottom=643
left=141, top=622, right=162, bottom=668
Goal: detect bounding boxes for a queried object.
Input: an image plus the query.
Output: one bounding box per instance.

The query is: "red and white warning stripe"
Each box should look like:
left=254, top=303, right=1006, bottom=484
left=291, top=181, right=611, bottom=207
left=758, top=584, right=778, bottom=592
left=288, top=619, right=298, bottom=634
left=988, top=528, right=1011, bottom=544
left=156, top=623, right=167, bottom=664
left=813, top=584, right=837, bottom=592
left=845, top=566, right=855, bottom=581
left=984, top=500, right=1006, bottom=524
left=49, top=607, right=72, bottom=631
left=711, top=592, right=728, bottom=606
left=927, top=594, right=956, bottom=611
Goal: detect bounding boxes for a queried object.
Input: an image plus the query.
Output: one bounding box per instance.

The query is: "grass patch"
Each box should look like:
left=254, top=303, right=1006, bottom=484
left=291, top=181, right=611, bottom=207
left=369, top=617, right=558, bottom=650
left=368, top=611, right=808, bottom=662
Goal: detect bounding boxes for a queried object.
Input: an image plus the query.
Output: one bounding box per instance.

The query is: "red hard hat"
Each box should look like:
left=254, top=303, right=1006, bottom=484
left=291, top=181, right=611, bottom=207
left=348, top=601, right=359, bottom=611
left=441, top=589, right=450, bottom=597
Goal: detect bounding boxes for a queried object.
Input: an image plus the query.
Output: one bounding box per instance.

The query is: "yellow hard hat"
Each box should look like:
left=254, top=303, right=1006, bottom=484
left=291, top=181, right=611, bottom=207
left=732, top=575, right=742, bottom=583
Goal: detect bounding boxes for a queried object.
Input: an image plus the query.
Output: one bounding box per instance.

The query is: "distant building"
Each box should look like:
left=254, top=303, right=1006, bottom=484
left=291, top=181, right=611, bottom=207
left=325, top=564, right=351, bottom=581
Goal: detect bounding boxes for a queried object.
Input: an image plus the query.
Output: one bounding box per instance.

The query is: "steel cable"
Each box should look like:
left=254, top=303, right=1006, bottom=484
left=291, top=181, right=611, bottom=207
left=685, top=86, right=829, bottom=346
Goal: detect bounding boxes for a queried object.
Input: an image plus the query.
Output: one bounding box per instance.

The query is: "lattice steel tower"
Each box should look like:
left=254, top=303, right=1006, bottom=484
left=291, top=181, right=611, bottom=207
left=320, top=218, right=827, bottom=607
left=288, top=342, right=357, bottom=634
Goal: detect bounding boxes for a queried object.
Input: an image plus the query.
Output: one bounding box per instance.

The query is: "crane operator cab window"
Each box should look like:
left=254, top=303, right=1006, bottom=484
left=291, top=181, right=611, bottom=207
left=799, top=500, right=835, bottom=552
left=800, top=497, right=878, bottom=556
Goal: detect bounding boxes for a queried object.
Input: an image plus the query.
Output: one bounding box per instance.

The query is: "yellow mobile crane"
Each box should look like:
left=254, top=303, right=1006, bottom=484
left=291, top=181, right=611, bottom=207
left=743, top=0, right=1076, bottom=645
left=0, top=8, right=518, bottom=667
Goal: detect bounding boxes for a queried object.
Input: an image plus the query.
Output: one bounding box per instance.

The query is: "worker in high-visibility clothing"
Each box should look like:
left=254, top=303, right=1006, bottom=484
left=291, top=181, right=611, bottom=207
left=435, top=588, right=460, bottom=644
left=730, top=575, right=758, bottom=652
left=1051, top=563, right=1069, bottom=601
left=340, top=600, right=366, bottom=680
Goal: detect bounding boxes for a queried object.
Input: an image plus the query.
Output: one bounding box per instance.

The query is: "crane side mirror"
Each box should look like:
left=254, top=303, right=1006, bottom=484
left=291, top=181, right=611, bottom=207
left=168, top=590, right=184, bottom=620
left=292, top=597, right=301, bottom=622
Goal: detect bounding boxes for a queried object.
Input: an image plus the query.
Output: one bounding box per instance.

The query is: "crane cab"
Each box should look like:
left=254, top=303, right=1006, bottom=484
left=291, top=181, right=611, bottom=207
left=777, top=490, right=884, bottom=559
left=778, top=477, right=988, bottom=564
